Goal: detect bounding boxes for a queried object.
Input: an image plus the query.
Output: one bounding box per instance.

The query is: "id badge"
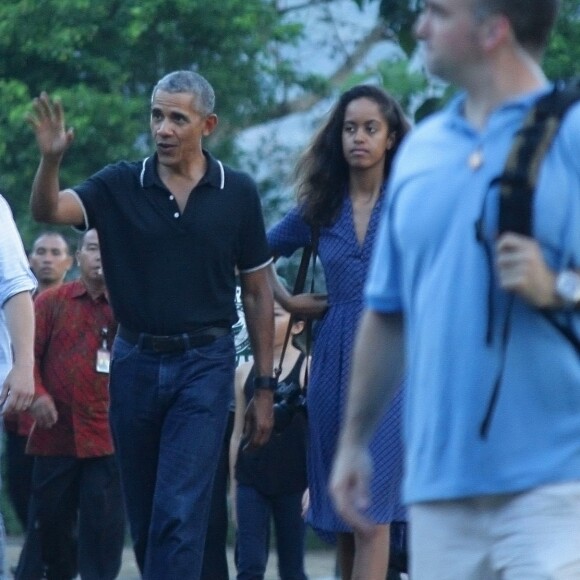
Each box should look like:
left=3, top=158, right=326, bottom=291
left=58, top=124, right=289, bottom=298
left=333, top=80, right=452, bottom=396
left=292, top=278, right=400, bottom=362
left=96, top=348, right=111, bottom=374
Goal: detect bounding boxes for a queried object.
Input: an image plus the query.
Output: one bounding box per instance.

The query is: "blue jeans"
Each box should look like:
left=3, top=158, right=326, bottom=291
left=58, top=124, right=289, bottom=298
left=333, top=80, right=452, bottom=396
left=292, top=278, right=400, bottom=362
left=109, top=334, right=235, bottom=580
left=235, top=485, right=307, bottom=580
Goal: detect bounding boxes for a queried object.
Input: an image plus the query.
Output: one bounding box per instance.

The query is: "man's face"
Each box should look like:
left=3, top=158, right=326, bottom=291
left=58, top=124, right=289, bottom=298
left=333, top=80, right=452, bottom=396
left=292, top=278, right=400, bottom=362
left=77, top=229, right=102, bottom=283
left=150, top=90, right=217, bottom=169
left=414, top=0, right=483, bottom=83
left=29, top=234, right=72, bottom=287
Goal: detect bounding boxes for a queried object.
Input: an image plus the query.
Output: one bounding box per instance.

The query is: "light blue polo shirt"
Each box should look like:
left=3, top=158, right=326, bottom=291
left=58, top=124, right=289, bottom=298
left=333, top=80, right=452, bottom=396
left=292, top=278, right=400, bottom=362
left=366, top=88, right=580, bottom=504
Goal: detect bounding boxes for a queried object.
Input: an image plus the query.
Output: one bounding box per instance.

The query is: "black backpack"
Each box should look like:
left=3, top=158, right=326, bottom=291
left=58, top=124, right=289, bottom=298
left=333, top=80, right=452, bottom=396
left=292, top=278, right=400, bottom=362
left=496, top=78, right=580, bottom=355
left=480, top=80, right=580, bottom=438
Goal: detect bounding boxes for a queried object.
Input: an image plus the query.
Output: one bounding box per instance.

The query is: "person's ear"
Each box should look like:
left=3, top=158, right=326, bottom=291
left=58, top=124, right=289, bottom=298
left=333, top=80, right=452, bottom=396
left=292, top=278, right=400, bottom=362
left=203, top=114, right=219, bottom=137
left=291, top=320, right=305, bottom=335
left=480, top=13, right=511, bottom=51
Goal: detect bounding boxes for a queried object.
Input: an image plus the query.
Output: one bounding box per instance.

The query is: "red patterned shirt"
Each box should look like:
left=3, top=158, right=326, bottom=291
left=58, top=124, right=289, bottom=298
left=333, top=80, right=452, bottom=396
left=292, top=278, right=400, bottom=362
left=26, top=279, right=117, bottom=458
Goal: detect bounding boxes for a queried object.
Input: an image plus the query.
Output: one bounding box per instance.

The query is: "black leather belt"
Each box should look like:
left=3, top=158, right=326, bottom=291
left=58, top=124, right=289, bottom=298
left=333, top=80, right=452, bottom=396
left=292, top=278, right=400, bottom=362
left=118, top=325, right=230, bottom=354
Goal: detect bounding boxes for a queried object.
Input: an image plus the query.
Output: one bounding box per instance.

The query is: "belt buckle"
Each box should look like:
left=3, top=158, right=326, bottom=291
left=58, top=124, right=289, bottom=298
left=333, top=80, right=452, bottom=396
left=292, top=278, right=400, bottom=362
left=150, top=335, right=183, bottom=353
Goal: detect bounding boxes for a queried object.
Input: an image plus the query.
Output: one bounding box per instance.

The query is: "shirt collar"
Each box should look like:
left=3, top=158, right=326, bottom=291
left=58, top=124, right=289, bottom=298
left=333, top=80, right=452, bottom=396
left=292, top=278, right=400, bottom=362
left=444, top=85, right=553, bottom=133
left=140, top=150, right=225, bottom=190
left=70, top=279, right=108, bottom=302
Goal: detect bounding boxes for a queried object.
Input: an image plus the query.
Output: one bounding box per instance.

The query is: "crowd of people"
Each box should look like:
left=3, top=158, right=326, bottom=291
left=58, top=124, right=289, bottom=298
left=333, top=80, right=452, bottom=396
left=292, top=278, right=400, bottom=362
left=0, top=1, right=578, bottom=579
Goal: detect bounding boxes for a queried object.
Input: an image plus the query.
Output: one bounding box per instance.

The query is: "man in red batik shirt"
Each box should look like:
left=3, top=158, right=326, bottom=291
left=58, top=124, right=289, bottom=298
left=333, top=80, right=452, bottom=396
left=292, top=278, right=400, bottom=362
left=24, top=229, right=124, bottom=580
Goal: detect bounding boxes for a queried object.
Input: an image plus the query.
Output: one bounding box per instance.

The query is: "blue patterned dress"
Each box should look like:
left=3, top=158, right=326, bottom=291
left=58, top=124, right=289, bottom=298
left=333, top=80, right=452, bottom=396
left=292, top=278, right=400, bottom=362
left=267, top=189, right=406, bottom=539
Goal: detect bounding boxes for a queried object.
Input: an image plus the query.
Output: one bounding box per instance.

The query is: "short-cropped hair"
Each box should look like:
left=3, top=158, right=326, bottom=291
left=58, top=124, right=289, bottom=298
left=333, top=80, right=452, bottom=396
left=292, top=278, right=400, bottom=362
left=152, top=70, right=215, bottom=116
left=474, top=0, right=560, bottom=56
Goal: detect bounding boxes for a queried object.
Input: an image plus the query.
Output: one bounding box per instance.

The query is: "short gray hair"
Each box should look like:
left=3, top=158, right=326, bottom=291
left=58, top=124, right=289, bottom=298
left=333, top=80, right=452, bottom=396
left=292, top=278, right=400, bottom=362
left=151, top=70, right=215, bottom=115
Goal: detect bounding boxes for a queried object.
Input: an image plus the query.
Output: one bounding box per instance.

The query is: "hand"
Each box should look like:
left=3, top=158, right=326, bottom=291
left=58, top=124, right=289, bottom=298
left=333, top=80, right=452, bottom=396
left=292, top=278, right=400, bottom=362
left=243, top=389, right=273, bottom=450
left=287, top=293, right=328, bottom=318
left=329, top=442, right=374, bottom=535
left=496, top=233, right=556, bottom=307
left=29, top=394, right=58, bottom=428
left=28, top=92, right=74, bottom=159
left=0, top=363, right=34, bottom=415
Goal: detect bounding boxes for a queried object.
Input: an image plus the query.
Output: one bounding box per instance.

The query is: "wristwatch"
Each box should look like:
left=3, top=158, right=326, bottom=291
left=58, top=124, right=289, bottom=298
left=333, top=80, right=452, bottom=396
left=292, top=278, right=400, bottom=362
left=253, top=376, right=277, bottom=391
left=555, top=270, right=580, bottom=307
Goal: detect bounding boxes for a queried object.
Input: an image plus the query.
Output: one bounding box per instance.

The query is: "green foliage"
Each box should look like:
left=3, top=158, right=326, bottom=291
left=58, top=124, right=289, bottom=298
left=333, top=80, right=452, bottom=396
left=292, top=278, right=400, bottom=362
left=376, top=0, right=580, bottom=120
left=379, top=0, right=421, bottom=55
left=1, top=0, right=580, bottom=241
left=0, top=0, right=306, bottom=242
left=544, top=0, right=580, bottom=79
left=347, top=59, right=428, bottom=110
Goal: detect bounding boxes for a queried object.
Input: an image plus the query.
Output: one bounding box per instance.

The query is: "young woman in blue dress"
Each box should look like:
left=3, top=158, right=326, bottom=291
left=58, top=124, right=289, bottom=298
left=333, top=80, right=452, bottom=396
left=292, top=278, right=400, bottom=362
left=267, top=85, right=410, bottom=580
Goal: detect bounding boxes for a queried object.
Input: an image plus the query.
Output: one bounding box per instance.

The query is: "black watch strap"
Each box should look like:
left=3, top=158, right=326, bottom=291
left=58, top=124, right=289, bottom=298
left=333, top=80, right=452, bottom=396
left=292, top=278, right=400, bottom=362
left=253, top=376, right=277, bottom=391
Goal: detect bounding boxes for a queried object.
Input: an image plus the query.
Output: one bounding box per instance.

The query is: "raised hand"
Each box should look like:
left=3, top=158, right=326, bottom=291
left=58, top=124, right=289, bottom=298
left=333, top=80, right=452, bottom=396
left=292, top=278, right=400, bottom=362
left=28, top=92, right=74, bottom=158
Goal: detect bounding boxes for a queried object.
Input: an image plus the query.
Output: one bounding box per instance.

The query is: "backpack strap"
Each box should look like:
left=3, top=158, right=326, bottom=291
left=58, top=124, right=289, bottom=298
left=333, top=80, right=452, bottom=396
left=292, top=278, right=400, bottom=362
left=481, top=80, right=580, bottom=436
left=497, top=78, right=580, bottom=357
left=498, top=78, right=580, bottom=235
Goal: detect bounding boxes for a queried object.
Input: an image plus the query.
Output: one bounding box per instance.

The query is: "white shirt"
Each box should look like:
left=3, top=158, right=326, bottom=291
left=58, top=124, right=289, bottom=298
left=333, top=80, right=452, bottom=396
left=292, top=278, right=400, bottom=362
left=0, top=195, right=36, bottom=382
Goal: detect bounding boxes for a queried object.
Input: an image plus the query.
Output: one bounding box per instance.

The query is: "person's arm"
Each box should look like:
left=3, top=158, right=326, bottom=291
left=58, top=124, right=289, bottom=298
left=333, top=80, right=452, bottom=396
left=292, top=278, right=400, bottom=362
left=496, top=233, right=579, bottom=308
left=28, top=92, right=85, bottom=225
left=1, top=291, right=35, bottom=413
left=330, top=309, right=404, bottom=534
left=239, top=266, right=274, bottom=448
left=267, top=263, right=328, bottom=318
left=28, top=293, right=58, bottom=428
left=229, top=362, right=252, bottom=529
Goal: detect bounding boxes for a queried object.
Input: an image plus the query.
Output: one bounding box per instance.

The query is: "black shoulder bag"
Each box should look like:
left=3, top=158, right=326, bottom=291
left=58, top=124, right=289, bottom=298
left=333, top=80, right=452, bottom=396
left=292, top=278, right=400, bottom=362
left=272, top=230, right=319, bottom=432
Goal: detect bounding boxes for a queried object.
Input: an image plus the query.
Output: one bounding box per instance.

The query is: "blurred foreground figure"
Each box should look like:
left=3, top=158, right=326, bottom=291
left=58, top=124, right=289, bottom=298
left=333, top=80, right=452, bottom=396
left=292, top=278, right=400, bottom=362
left=331, top=1, right=580, bottom=578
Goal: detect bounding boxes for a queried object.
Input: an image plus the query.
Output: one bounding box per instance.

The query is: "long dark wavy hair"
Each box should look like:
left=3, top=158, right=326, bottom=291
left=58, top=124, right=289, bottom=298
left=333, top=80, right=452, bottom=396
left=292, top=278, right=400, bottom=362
left=296, top=85, right=410, bottom=228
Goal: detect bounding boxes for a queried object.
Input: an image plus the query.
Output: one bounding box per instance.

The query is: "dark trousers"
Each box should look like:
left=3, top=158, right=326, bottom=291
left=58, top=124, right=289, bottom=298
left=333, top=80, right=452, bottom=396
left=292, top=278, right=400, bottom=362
left=235, top=486, right=307, bottom=580
left=109, top=334, right=235, bottom=580
left=4, top=430, right=34, bottom=527
left=201, top=410, right=235, bottom=580
left=14, top=517, right=45, bottom=580
left=27, top=455, right=125, bottom=580
left=5, top=431, right=46, bottom=579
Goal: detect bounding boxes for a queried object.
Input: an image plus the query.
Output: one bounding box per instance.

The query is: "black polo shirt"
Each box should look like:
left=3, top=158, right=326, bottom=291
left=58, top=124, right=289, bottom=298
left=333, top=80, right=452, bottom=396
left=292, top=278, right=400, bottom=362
left=72, top=151, right=271, bottom=335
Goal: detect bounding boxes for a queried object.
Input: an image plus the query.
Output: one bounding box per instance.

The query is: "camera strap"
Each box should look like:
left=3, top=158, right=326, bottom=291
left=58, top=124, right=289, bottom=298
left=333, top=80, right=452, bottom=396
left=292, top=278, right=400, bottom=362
left=275, top=227, right=319, bottom=387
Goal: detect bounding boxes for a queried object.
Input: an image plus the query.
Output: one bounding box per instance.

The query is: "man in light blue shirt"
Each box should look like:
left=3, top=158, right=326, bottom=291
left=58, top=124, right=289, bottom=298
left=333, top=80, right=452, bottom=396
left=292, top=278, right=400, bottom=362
left=331, top=0, right=580, bottom=578
left=0, top=193, right=37, bottom=579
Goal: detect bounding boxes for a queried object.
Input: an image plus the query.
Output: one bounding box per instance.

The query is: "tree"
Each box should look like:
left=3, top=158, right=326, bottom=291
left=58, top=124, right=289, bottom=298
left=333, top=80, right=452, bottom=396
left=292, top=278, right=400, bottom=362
left=544, top=0, right=580, bottom=79
left=1, top=0, right=580, bottom=244
left=0, top=0, right=307, bottom=242
left=375, top=0, right=580, bottom=116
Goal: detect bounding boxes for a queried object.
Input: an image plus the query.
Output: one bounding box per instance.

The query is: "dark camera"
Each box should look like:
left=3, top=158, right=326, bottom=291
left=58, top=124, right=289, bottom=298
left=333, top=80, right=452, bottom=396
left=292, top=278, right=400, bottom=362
left=273, top=380, right=307, bottom=433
